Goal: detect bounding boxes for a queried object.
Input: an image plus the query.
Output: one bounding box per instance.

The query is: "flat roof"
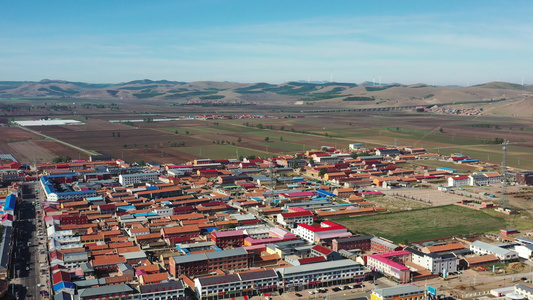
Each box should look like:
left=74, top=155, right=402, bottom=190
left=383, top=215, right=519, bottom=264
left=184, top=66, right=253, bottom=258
left=15, top=119, right=82, bottom=126
left=277, top=259, right=361, bottom=276
left=373, top=285, right=425, bottom=297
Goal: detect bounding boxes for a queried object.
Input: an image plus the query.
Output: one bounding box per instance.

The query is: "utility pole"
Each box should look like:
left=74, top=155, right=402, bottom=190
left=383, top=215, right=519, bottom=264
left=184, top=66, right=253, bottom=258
left=501, top=140, right=508, bottom=208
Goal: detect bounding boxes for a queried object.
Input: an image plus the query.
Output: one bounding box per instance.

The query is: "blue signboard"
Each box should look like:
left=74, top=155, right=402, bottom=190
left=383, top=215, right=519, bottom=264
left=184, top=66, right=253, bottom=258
left=428, top=286, right=437, bottom=295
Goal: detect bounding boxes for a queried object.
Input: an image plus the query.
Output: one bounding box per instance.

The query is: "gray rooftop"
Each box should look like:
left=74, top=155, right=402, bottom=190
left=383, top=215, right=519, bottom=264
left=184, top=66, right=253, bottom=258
left=238, top=269, right=278, bottom=281
left=78, top=284, right=135, bottom=297
left=139, top=280, right=184, bottom=293
left=373, top=285, right=425, bottom=297
left=516, top=283, right=533, bottom=293
left=0, top=227, right=13, bottom=270
left=471, top=240, right=515, bottom=256
left=73, top=278, right=105, bottom=288
left=172, top=253, right=208, bottom=264
left=121, top=251, right=147, bottom=260
left=515, top=236, right=533, bottom=245
left=335, top=235, right=374, bottom=242
left=198, top=274, right=240, bottom=286
left=277, top=259, right=362, bottom=276
left=206, top=248, right=247, bottom=259
left=371, top=237, right=398, bottom=249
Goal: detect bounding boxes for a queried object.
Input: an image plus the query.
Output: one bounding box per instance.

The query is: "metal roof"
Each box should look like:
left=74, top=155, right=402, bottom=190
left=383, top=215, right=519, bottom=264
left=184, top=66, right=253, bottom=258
left=471, top=240, right=515, bottom=256
left=172, top=253, right=208, bottom=264
left=372, top=285, right=425, bottom=297
left=277, top=259, right=361, bottom=276
left=78, top=284, right=135, bottom=297
left=238, top=269, right=278, bottom=281
left=198, top=274, right=240, bottom=286
left=206, top=247, right=247, bottom=259
left=139, top=280, right=184, bottom=293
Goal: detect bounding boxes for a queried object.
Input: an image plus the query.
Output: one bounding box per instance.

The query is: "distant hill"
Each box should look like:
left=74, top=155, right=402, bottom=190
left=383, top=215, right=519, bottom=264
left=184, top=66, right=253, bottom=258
left=1, top=79, right=532, bottom=114
left=472, top=81, right=530, bottom=90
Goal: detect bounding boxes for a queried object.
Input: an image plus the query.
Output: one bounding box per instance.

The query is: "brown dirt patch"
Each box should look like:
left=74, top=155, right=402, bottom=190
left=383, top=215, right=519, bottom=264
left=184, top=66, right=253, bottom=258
left=5, top=141, right=56, bottom=164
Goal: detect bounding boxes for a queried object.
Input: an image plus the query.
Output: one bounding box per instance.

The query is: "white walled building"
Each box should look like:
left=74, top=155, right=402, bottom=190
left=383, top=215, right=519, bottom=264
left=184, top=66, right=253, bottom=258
left=448, top=175, right=470, bottom=187
left=515, top=244, right=533, bottom=260
left=277, top=259, right=365, bottom=291
left=291, top=221, right=350, bottom=243
left=470, top=241, right=518, bottom=261
left=139, top=281, right=185, bottom=300
left=276, top=211, right=314, bottom=228
left=119, top=172, right=159, bottom=186
left=406, top=247, right=458, bottom=275
left=194, top=269, right=279, bottom=300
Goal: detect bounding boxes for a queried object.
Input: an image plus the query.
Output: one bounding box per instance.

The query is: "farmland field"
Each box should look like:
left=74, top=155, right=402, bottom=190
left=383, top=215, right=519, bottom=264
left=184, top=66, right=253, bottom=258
left=2, top=107, right=532, bottom=170
left=333, top=205, right=507, bottom=244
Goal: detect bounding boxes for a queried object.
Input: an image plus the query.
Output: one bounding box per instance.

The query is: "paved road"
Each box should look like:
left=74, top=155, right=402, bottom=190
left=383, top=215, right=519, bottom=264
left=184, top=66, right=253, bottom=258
left=9, top=182, right=46, bottom=300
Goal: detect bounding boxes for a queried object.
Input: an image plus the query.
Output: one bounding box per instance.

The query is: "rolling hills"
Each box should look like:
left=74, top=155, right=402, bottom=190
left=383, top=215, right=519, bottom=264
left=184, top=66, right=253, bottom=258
left=1, top=79, right=532, bottom=115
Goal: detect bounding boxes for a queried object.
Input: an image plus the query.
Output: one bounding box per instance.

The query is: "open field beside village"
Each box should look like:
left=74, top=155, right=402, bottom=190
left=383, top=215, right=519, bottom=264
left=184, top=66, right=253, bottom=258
left=333, top=205, right=507, bottom=244
left=2, top=108, right=533, bottom=170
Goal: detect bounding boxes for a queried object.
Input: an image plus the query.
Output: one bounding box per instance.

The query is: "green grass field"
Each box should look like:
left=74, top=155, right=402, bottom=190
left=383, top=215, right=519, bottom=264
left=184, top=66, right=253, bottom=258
left=333, top=205, right=506, bottom=244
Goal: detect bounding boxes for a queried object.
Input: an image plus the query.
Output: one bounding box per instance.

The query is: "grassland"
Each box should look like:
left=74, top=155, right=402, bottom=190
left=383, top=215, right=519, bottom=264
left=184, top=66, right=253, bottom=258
left=333, top=205, right=507, bottom=244
left=363, top=195, right=431, bottom=212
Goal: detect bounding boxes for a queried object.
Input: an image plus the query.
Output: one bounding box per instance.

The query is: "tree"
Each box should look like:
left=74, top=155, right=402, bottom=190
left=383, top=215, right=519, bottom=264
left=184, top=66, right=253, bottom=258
left=175, top=130, right=179, bottom=134
left=439, top=128, right=444, bottom=133
left=396, top=127, right=400, bottom=131
left=319, top=168, right=328, bottom=177
left=237, top=137, right=242, bottom=143
left=256, top=124, right=263, bottom=129
left=265, top=137, right=270, bottom=142
left=350, top=152, right=358, bottom=159
left=280, top=126, right=285, bottom=131
left=292, top=161, right=299, bottom=169
left=52, top=157, right=63, bottom=163
left=117, top=132, right=120, bottom=137
left=185, top=131, right=190, bottom=134
left=280, top=136, right=283, bottom=142
left=123, top=144, right=127, bottom=148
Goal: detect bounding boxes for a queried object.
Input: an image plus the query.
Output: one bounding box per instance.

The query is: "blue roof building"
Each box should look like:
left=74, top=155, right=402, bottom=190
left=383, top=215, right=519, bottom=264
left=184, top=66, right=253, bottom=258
left=4, top=194, right=16, bottom=211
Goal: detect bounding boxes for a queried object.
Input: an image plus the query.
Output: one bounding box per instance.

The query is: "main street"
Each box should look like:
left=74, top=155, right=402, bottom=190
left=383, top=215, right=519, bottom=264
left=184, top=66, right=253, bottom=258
left=9, top=182, right=44, bottom=300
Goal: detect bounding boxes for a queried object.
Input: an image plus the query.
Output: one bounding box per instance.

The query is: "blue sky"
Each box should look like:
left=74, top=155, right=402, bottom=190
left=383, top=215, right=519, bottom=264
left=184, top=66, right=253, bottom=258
left=1, top=0, right=532, bottom=85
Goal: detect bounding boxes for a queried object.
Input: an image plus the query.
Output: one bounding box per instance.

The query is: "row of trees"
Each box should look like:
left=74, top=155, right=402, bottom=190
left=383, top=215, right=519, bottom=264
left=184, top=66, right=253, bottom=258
left=52, top=156, right=72, bottom=163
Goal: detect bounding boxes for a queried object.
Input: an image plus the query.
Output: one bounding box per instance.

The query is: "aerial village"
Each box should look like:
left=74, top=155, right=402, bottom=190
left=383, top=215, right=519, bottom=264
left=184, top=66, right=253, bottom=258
left=2, top=144, right=533, bottom=300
